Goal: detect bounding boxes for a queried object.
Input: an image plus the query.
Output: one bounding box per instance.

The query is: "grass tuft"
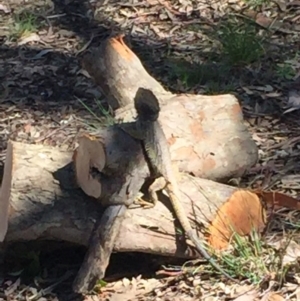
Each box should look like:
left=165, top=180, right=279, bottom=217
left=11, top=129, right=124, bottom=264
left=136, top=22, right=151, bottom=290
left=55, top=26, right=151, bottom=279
left=243, top=0, right=270, bottom=9
left=181, top=228, right=289, bottom=284
left=9, top=10, right=39, bottom=40
left=76, top=96, right=115, bottom=130
left=168, top=60, right=235, bottom=94
left=216, top=19, right=265, bottom=66
left=167, top=18, right=266, bottom=93
left=218, top=229, right=288, bottom=283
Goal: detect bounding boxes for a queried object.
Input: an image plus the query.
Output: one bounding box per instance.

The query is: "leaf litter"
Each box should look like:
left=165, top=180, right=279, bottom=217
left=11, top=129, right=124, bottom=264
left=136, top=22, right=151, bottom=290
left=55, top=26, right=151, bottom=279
left=2, top=0, right=300, bottom=300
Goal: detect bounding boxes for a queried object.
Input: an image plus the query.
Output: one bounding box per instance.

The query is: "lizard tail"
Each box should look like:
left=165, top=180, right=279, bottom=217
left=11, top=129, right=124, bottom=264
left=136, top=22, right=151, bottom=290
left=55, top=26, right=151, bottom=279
left=186, top=229, right=237, bottom=282
left=166, top=184, right=238, bottom=283
left=134, top=88, right=160, bottom=122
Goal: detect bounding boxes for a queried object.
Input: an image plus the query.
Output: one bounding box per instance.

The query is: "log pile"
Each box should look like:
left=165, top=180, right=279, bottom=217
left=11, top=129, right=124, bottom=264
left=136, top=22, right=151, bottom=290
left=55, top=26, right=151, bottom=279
left=0, top=35, right=265, bottom=293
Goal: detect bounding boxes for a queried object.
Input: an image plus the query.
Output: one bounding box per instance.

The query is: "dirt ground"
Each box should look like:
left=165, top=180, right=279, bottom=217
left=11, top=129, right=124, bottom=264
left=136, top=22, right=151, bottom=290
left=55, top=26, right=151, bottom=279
left=2, top=0, right=300, bottom=300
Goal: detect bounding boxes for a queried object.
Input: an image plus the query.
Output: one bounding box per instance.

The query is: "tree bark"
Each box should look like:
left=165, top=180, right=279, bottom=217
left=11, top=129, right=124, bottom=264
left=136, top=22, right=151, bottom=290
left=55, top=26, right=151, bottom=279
left=2, top=141, right=266, bottom=256
left=0, top=141, right=12, bottom=242
left=81, top=35, right=258, bottom=181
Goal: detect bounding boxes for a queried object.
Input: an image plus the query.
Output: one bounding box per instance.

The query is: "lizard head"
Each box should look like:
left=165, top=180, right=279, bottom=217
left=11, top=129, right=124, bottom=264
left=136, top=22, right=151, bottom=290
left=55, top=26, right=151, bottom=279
left=134, top=88, right=160, bottom=122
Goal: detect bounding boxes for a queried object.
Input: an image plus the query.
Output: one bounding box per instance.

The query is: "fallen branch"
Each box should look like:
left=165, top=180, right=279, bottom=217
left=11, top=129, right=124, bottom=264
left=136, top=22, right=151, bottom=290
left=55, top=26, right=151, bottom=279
left=72, top=205, right=127, bottom=293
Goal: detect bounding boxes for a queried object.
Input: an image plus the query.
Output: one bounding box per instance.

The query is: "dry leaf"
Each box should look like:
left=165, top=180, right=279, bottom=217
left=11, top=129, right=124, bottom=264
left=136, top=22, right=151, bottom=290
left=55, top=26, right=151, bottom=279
left=258, top=191, right=300, bottom=210
left=283, top=90, right=300, bottom=114
left=268, top=239, right=300, bottom=265
left=0, top=4, right=11, bottom=13
left=261, top=292, right=285, bottom=301
left=24, top=124, right=32, bottom=133
left=18, top=33, right=40, bottom=46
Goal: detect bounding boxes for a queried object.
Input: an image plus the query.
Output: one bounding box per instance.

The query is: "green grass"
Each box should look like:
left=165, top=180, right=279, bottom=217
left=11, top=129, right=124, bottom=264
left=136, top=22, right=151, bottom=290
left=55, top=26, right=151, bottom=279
left=167, top=18, right=266, bottom=93
left=219, top=230, right=279, bottom=283
left=215, top=19, right=266, bottom=66
left=94, top=279, right=108, bottom=292
left=276, top=62, right=297, bottom=80
left=243, top=0, right=270, bottom=9
left=204, top=80, right=236, bottom=95
left=9, top=10, right=39, bottom=40
left=168, top=60, right=236, bottom=93
left=181, top=229, right=288, bottom=284
left=76, top=96, right=116, bottom=130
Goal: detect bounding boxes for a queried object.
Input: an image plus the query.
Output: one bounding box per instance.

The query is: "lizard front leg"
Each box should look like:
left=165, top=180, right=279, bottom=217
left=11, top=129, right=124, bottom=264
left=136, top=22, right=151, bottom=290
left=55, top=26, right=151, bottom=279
left=135, top=176, right=167, bottom=209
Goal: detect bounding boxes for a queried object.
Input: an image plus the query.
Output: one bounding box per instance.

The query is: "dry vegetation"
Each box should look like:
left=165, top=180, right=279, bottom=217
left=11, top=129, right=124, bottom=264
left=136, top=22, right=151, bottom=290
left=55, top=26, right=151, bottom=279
left=1, top=0, right=300, bottom=300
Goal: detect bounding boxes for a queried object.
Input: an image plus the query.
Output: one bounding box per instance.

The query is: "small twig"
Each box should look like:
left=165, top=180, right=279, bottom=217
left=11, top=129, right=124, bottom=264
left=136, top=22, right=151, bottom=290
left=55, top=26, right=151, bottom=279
left=75, top=33, right=95, bottom=57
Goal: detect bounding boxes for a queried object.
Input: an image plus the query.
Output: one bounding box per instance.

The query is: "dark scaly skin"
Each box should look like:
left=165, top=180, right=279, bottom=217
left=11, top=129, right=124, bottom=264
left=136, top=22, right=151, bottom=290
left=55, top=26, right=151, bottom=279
left=121, top=88, right=238, bottom=283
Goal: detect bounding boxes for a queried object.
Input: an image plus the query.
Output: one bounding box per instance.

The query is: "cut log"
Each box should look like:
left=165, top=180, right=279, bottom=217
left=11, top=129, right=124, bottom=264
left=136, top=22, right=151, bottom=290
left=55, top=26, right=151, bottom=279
left=81, top=36, right=258, bottom=181
left=2, top=140, right=267, bottom=256
left=2, top=141, right=300, bottom=293
left=82, top=35, right=170, bottom=110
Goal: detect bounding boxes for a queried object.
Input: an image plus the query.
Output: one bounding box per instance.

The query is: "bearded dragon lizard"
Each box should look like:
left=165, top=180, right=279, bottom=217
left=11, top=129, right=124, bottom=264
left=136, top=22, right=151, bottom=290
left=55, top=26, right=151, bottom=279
left=120, top=87, right=238, bottom=283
